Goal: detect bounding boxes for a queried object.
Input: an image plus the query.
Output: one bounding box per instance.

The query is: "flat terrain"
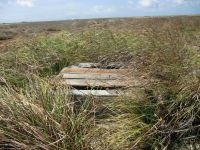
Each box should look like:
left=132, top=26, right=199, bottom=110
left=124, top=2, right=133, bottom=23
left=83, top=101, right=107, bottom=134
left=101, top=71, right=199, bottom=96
left=1, top=15, right=198, bottom=43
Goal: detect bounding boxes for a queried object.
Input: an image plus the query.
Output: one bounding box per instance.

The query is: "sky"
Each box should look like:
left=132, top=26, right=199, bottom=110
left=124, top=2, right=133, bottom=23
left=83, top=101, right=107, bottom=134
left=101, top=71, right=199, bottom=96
left=0, top=0, right=200, bottom=23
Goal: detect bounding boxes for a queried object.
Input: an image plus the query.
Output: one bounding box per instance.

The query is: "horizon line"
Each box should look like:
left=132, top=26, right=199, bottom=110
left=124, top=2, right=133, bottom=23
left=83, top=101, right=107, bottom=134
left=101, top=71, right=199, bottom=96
left=1, top=14, right=200, bottom=24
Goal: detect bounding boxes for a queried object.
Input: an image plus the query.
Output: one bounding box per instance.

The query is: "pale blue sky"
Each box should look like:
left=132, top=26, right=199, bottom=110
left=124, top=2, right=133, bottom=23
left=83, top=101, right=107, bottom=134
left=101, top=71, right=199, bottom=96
left=0, top=0, right=200, bottom=23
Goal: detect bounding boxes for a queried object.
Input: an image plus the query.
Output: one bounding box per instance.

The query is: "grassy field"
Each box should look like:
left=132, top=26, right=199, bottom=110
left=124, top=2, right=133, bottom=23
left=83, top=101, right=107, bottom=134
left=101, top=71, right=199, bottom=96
left=0, top=16, right=200, bottom=149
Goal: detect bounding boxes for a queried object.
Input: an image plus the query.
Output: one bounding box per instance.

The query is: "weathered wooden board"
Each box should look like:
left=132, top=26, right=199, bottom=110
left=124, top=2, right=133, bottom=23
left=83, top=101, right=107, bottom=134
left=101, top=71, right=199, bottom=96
left=60, top=68, right=130, bottom=75
left=62, top=73, right=127, bottom=80
left=63, top=79, right=133, bottom=87
left=77, top=63, right=101, bottom=68
left=71, top=89, right=122, bottom=96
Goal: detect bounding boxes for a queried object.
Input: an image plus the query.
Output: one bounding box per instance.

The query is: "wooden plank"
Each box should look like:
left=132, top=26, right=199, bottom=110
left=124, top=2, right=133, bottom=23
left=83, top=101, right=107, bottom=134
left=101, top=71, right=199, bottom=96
left=71, top=89, right=122, bottom=96
left=63, top=79, right=133, bottom=87
left=60, top=68, right=130, bottom=75
left=62, top=73, right=128, bottom=80
left=77, top=63, right=101, bottom=68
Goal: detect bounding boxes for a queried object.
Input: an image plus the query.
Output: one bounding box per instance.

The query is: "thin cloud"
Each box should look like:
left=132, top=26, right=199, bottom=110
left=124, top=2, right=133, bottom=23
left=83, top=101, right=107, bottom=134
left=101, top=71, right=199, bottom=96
left=174, top=0, right=185, bottom=5
left=16, top=0, right=36, bottom=7
left=128, top=0, right=134, bottom=5
left=92, top=5, right=116, bottom=13
left=138, top=0, right=158, bottom=8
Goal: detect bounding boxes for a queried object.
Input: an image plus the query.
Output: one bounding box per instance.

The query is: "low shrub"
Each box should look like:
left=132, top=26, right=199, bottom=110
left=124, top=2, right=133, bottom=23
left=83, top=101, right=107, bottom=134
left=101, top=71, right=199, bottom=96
left=0, top=30, right=17, bottom=40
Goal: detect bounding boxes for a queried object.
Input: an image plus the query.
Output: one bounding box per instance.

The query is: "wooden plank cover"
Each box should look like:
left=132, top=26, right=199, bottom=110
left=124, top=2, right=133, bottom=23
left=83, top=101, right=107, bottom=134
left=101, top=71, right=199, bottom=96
left=62, top=73, right=127, bottom=80
left=60, top=68, right=129, bottom=75
left=63, top=79, right=132, bottom=87
left=71, top=89, right=122, bottom=96
left=60, top=67, right=132, bottom=88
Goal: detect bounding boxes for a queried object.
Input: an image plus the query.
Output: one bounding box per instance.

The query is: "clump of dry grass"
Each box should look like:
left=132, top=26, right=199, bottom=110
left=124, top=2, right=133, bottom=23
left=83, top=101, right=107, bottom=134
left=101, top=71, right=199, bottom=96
left=0, top=30, right=17, bottom=40
left=98, top=17, right=200, bottom=149
left=96, top=89, right=154, bottom=150
left=0, top=76, right=96, bottom=149
left=140, top=20, right=200, bottom=149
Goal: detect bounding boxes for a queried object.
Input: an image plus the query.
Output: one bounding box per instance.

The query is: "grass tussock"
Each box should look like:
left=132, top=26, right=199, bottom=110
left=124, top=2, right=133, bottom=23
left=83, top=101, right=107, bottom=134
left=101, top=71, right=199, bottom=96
left=0, top=76, right=96, bottom=149
left=0, top=30, right=17, bottom=40
left=99, top=18, right=200, bottom=149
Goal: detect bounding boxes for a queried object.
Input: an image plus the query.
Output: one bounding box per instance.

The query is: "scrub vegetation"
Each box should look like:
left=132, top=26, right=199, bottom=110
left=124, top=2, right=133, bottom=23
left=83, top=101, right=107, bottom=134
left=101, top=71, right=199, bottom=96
left=0, top=16, right=200, bottom=149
